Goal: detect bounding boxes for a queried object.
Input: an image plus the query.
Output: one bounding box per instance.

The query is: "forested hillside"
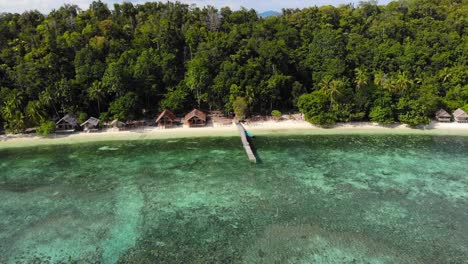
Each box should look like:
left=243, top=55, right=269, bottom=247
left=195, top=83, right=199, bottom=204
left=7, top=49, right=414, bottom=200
left=0, top=0, right=467, bottom=132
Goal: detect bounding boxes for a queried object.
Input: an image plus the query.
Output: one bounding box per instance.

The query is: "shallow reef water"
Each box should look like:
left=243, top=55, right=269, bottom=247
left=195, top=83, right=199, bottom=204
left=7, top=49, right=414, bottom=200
left=0, top=134, right=467, bottom=263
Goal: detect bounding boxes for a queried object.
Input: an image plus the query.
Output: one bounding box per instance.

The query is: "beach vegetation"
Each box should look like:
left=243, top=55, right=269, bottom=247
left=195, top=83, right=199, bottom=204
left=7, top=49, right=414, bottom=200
left=397, top=97, right=431, bottom=127
left=369, top=106, right=395, bottom=125
left=36, top=120, right=56, bottom=136
left=25, top=100, right=46, bottom=127
left=271, top=110, right=282, bottom=121
left=298, top=90, right=336, bottom=127
left=109, top=92, right=138, bottom=121
left=77, top=112, right=88, bottom=125
left=0, top=0, right=466, bottom=133
left=233, top=97, right=248, bottom=121
left=369, top=92, right=395, bottom=125
left=99, top=112, right=111, bottom=124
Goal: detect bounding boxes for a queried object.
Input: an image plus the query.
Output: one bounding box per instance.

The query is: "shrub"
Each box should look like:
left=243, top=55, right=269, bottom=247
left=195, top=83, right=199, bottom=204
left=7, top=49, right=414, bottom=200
left=369, top=106, right=394, bottom=125
left=36, top=121, right=56, bottom=136
left=398, top=112, right=431, bottom=127
left=297, top=90, right=336, bottom=127
left=233, top=97, right=248, bottom=121
left=77, top=112, right=88, bottom=124
left=271, top=110, right=282, bottom=121
left=397, top=97, right=431, bottom=127
left=308, top=112, right=337, bottom=127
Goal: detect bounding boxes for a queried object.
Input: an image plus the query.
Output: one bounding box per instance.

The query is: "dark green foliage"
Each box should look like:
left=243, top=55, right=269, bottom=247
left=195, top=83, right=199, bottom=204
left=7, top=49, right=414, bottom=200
left=99, top=112, right=111, bottom=124
left=369, top=91, right=395, bottom=125
left=77, top=112, right=88, bottom=125
left=309, top=113, right=337, bottom=128
left=0, top=0, right=466, bottom=133
left=369, top=106, right=395, bottom=125
left=297, top=90, right=336, bottom=127
left=36, top=120, right=56, bottom=136
left=397, top=97, right=431, bottom=127
left=109, top=92, right=138, bottom=121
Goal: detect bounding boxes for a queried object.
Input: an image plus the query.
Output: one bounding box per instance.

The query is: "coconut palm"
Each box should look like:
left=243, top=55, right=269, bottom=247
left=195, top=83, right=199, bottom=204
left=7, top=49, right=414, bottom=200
left=88, top=81, right=106, bottom=115
left=25, top=100, right=46, bottom=126
left=2, top=90, right=26, bottom=132
left=39, top=87, right=60, bottom=118
left=320, top=76, right=344, bottom=106
left=355, top=67, right=369, bottom=90
left=393, top=71, right=413, bottom=93
left=374, top=71, right=390, bottom=90
left=438, top=67, right=452, bottom=83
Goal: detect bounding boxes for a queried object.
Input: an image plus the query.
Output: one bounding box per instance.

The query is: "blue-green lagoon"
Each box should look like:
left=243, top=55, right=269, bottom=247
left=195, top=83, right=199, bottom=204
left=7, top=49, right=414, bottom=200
left=0, top=134, right=467, bottom=263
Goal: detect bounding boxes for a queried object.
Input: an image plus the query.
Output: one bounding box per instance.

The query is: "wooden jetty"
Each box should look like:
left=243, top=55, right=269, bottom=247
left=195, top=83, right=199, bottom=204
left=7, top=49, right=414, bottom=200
left=236, top=123, right=257, bottom=163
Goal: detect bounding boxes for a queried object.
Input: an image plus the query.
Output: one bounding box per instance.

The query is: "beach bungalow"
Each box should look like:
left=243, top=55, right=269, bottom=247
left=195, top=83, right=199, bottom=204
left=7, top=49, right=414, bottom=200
left=184, top=109, right=207, bottom=127
left=80, top=117, right=100, bottom=132
left=453, top=108, right=468, bottom=123
left=110, top=119, right=126, bottom=130
left=155, top=109, right=177, bottom=128
left=56, top=114, right=77, bottom=132
left=435, top=109, right=451, bottom=122
left=126, top=120, right=146, bottom=129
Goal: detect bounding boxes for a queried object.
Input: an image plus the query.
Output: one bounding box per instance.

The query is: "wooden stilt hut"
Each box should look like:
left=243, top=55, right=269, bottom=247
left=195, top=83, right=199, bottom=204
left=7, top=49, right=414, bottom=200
left=56, top=114, right=77, bottom=132
left=453, top=108, right=468, bottom=123
left=80, top=117, right=100, bottom=132
left=435, top=109, right=451, bottom=122
left=184, top=109, right=207, bottom=127
left=155, top=109, right=177, bottom=128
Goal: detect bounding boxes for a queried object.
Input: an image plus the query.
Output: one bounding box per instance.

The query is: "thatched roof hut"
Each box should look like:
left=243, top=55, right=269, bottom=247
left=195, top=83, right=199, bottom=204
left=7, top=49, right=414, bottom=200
left=435, top=109, right=451, bottom=122
left=453, top=108, right=468, bottom=123
left=81, top=117, right=100, bottom=131
left=110, top=119, right=125, bottom=128
left=155, top=109, right=177, bottom=128
left=184, top=109, right=207, bottom=127
left=56, top=114, right=77, bottom=132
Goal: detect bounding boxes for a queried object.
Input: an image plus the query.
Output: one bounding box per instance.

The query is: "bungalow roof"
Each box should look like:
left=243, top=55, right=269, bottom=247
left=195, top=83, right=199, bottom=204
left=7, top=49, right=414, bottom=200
left=56, top=114, right=77, bottom=127
left=435, top=109, right=451, bottom=118
left=184, top=109, right=207, bottom=122
left=156, top=109, right=177, bottom=123
left=81, top=117, right=99, bottom=127
left=453, top=108, right=468, bottom=118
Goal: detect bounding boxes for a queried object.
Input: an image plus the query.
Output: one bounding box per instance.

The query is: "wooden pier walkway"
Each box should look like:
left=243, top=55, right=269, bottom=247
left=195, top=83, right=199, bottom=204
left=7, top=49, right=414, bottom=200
left=236, top=123, right=257, bottom=163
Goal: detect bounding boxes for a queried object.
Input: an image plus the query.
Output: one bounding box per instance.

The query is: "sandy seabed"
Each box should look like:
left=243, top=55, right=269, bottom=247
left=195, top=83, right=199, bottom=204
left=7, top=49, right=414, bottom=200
left=1, top=120, right=468, bottom=149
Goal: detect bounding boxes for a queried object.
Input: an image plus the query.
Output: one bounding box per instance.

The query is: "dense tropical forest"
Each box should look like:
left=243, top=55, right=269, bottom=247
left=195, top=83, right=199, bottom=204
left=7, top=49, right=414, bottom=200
left=0, top=0, right=467, bottom=132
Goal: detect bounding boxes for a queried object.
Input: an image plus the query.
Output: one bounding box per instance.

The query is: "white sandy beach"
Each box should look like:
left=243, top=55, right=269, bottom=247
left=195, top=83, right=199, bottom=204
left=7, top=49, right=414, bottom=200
left=1, top=120, right=468, bottom=149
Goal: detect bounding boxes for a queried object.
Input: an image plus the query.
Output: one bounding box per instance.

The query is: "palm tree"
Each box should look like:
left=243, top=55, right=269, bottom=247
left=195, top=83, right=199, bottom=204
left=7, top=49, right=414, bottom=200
left=2, top=90, right=26, bottom=133
left=39, top=87, right=60, bottom=118
left=374, top=71, right=388, bottom=89
left=25, top=100, right=46, bottom=126
left=354, top=68, right=368, bottom=91
left=320, top=76, right=343, bottom=106
left=438, top=67, right=451, bottom=83
left=2, top=90, right=23, bottom=119
left=393, top=71, right=413, bottom=93
left=88, top=81, right=106, bottom=115
left=374, top=71, right=395, bottom=92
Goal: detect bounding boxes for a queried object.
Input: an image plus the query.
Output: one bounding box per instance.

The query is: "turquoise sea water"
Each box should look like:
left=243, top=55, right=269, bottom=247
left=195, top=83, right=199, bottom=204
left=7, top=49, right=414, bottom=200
left=0, top=134, right=467, bottom=263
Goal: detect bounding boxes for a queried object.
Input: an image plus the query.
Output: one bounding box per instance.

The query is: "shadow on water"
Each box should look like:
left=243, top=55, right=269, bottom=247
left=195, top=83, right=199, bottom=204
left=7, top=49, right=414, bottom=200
left=247, top=136, right=262, bottom=164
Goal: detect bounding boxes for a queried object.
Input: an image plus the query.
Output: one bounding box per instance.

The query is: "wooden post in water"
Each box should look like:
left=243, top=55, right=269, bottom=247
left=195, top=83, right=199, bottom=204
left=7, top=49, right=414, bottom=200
left=236, top=122, right=257, bottom=163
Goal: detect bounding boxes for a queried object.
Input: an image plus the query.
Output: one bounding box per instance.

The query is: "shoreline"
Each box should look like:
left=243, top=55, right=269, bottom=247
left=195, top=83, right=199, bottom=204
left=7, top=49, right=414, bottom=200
left=2, top=121, right=468, bottom=149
